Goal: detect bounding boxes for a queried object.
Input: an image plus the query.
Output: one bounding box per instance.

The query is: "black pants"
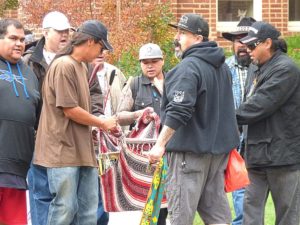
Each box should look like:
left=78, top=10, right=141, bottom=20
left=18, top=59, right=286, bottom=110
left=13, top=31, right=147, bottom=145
left=158, top=208, right=168, bottom=225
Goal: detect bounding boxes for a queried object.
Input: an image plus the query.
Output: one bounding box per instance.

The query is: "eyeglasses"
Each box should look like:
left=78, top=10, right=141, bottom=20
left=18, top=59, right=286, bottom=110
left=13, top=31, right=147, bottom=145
left=247, top=40, right=263, bottom=51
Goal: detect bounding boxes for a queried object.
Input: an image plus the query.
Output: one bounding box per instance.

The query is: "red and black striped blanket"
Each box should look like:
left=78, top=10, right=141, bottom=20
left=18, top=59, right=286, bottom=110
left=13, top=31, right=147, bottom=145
left=98, top=111, right=167, bottom=211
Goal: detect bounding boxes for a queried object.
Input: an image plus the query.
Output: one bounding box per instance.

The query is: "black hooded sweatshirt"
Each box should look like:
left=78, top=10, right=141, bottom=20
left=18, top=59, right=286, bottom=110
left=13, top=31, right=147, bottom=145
left=0, top=57, right=40, bottom=180
left=161, top=41, right=239, bottom=154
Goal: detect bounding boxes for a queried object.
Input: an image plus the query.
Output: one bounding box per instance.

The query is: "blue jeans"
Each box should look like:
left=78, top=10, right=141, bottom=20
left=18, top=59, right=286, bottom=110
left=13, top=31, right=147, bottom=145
left=28, top=164, right=52, bottom=225
left=97, top=177, right=109, bottom=225
left=47, top=167, right=98, bottom=225
left=232, top=188, right=245, bottom=225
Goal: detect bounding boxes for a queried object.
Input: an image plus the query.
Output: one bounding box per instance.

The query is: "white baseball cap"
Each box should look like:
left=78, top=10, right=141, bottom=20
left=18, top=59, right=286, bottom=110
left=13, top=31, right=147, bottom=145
left=139, top=43, right=163, bottom=60
left=42, top=11, right=71, bottom=31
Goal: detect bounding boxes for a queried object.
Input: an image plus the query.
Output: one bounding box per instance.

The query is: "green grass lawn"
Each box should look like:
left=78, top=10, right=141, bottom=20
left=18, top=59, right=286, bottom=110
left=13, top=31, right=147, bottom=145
left=193, top=193, right=275, bottom=225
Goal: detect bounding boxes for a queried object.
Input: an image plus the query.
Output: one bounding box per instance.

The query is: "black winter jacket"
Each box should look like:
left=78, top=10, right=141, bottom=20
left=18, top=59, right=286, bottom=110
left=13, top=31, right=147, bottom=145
left=23, top=37, right=48, bottom=94
left=161, top=41, right=239, bottom=154
left=236, top=50, right=300, bottom=168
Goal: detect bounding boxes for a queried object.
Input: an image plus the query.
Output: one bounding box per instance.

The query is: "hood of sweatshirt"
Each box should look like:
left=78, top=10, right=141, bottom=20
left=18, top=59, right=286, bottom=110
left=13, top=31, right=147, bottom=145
left=0, top=56, right=30, bottom=98
left=0, top=56, right=40, bottom=126
left=182, top=41, right=225, bottom=68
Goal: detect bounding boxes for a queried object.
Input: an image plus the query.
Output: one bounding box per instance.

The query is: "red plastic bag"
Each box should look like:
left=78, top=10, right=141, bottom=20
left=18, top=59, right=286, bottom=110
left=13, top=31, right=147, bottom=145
left=225, top=149, right=250, bottom=192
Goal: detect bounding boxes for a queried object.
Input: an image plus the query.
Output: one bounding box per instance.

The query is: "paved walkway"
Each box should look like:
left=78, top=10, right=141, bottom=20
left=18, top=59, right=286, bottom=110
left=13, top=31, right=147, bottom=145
left=108, top=211, right=170, bottom=225
left=27, top=192, right=170, bottom=225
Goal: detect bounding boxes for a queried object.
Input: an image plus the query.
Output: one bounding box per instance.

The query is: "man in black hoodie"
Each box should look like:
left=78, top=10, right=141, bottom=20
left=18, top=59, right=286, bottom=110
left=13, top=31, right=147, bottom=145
left=148, top=14, right=239, bottom=225
left=0, top=19, right=40, bottom=225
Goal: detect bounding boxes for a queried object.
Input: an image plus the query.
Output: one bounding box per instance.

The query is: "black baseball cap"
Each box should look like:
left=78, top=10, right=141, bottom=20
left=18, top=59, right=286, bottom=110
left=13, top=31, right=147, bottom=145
left=240, top=21, right=281, bottom=45
left=169, top=13, right=209, bottom=37
left=222, top=17, right=256, bottom=41
left=77, top=20, right=113, bottom=51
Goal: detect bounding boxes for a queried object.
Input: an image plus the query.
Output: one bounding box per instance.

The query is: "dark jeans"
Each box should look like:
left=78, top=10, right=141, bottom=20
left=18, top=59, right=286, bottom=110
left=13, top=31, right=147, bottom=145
left=158, top=208, right=168, bottom=225
left=97, top=177, right=109, bottom=225
left=232, top=188, right=245, bottom=225
left=28, top=164, right=52, bottom=225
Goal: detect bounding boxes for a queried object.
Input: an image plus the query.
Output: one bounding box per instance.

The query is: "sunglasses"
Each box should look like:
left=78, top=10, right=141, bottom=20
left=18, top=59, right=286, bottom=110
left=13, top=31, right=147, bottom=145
left=247, top=40, right=263, bottom=51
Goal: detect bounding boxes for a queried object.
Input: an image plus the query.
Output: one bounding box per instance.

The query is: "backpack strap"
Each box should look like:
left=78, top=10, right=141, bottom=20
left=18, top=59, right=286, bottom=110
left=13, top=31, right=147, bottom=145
left=109, top=69, right=116, bottom=86
left=130, top=76, right=140, bottom=101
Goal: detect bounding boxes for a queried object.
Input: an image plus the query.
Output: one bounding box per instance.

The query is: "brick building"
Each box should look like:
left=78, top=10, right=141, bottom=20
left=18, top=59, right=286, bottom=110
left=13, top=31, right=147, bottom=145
left=1, top=0, right=299, bottom=48
left=169, top=0, right=300, bottom=47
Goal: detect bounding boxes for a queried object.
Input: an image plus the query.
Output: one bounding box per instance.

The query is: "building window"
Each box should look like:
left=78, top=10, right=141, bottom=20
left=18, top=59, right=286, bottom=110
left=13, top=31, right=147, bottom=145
left=217, top=0, right=261, bottom=32
left=218, top=0, right=253, bottom=22
left=289, top=0, right=300, bottom=21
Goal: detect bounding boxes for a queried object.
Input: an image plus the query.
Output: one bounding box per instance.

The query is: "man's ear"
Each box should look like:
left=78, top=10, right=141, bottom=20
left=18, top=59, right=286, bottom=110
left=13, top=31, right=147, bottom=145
left=87, top=39, right=94, bottom=46
left=42, top=29, right=48, bottom=37
left=196, top=35, right=204, bottom=43
left=265, top=38, right=272, bottom=50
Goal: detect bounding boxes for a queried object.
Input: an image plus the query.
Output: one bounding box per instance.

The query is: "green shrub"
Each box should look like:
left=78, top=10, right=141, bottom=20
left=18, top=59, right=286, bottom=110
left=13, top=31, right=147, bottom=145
left=5, top=0, right=18, bottom=9
left=116, top=48, right=141, bottom=78
left=285, top=35, right=300, bottom=66
left=114, top=1, right=178, bottom=77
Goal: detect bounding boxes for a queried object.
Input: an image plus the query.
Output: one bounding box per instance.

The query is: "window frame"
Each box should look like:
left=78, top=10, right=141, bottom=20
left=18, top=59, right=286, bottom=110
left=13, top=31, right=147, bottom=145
left=288, top=21, right=300, bottom=32
left=288, top=0, right=300, bottom=31
left=216, top=0, right=262, bottom=32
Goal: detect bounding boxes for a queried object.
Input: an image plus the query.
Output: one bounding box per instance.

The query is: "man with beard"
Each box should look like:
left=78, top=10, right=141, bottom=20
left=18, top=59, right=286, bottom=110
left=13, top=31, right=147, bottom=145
left=148, top=14, right=239, bottom=225
left=221, top=16, right=256, bottom=225
left=174, top=39, right=183, bottom=60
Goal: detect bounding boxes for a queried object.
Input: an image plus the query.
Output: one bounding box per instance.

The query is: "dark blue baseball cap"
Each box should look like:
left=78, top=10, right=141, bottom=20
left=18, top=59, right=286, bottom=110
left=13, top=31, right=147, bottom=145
left=77, top=20, right=113, bottom=51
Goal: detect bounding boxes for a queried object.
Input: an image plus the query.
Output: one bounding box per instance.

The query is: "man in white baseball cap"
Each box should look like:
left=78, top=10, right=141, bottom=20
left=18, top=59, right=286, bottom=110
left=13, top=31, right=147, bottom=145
left=41, top=11, right=71, bottom=62
left=23, top=10, right=71, bottom=225
left=42, top=11, right=71, bottom=31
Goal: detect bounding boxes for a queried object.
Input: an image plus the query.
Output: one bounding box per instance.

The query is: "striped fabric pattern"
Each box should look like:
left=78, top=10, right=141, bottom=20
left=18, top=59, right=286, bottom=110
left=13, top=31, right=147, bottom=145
left=98, top=111, right=167, bottom=211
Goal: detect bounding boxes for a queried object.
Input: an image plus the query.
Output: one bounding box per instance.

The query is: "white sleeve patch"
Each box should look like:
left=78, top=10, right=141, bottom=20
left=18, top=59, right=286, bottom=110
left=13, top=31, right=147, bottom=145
left=173, top=90, right=185, bottom=103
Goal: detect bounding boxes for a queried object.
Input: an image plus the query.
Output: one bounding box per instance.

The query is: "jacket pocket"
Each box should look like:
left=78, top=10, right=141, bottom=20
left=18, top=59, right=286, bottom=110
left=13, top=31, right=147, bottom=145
left=246, top=137, right=272, bottom=165
left=134, top=97, right=153, bottom=110
left=182, top=153, right=203, bottom=173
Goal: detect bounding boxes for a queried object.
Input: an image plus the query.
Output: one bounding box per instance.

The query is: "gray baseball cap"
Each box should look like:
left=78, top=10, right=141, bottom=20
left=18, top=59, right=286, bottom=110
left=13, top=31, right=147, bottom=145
left=139, top=43, right=163, bottom=60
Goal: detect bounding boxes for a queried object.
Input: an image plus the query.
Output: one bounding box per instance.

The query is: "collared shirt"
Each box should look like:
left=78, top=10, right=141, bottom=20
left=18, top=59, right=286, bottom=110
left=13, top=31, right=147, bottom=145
left=43, top=48, right=55, bottom=65
left=226, top=55, right=248, bottom=109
